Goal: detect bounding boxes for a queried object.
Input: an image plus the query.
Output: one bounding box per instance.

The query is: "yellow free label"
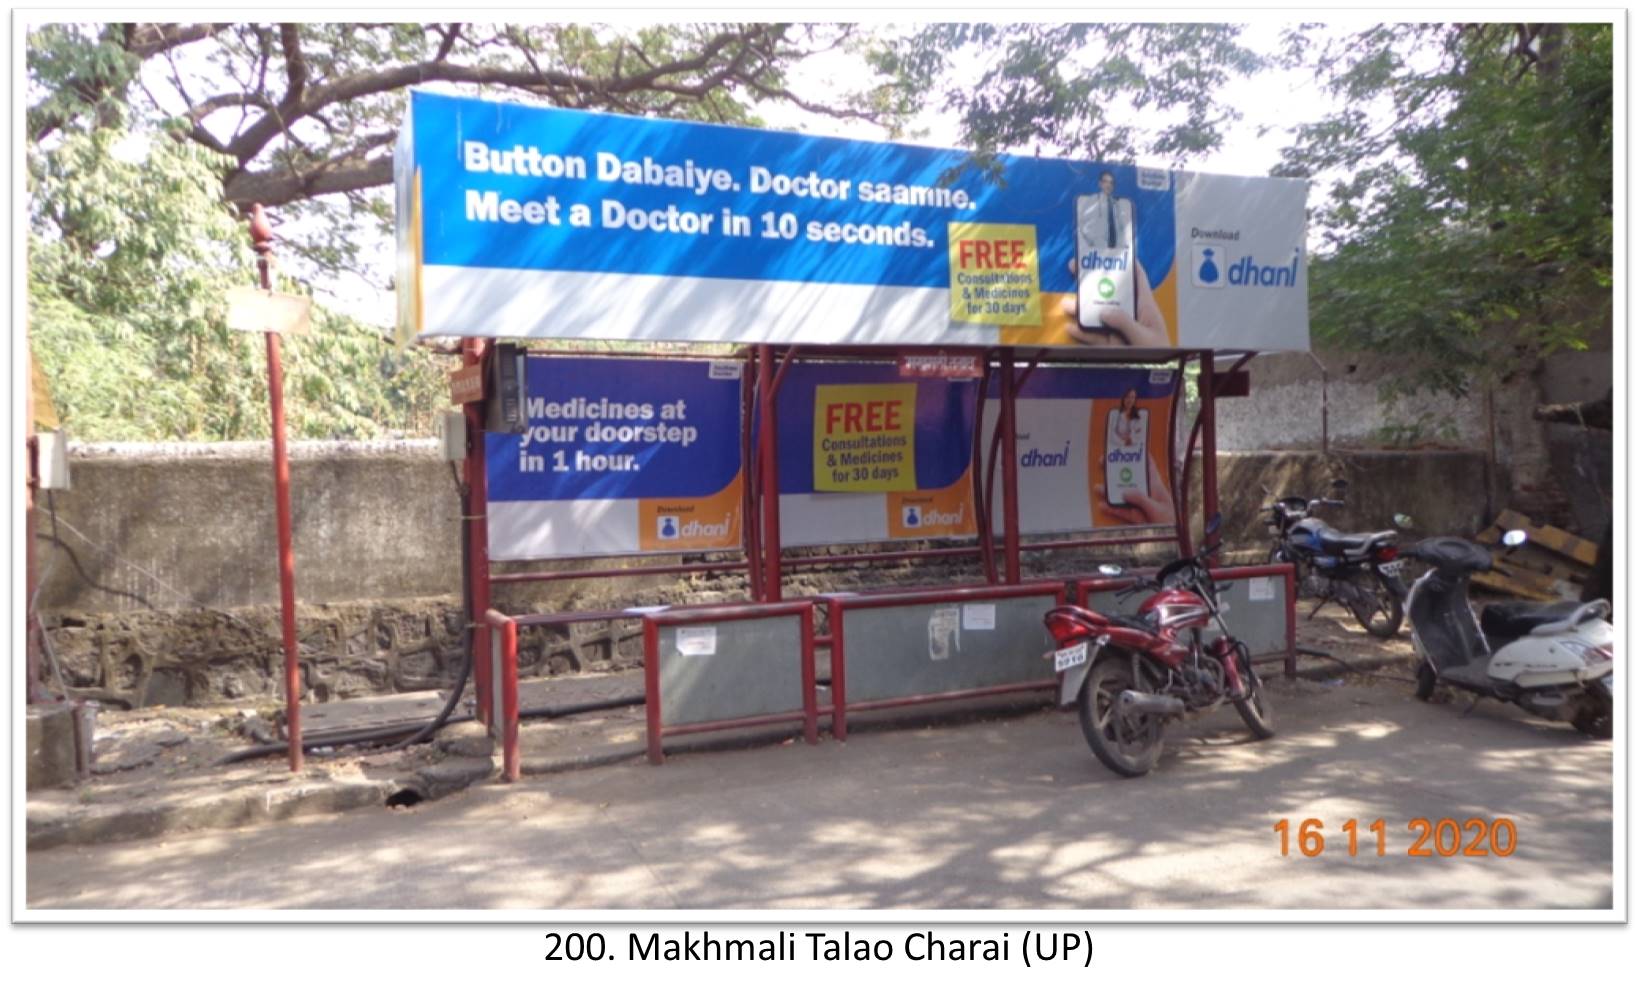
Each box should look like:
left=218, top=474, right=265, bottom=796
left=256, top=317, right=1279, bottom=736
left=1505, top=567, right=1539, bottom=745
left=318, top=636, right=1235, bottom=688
left=947, top=222, right=1042, bottom=326
left=813, top=384, right=918, bottom=492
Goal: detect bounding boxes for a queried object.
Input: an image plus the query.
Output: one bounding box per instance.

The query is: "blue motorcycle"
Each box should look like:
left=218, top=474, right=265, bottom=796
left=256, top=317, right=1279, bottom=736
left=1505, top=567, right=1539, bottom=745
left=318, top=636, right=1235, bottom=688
left=1264, top=479, right=1407, bottom=638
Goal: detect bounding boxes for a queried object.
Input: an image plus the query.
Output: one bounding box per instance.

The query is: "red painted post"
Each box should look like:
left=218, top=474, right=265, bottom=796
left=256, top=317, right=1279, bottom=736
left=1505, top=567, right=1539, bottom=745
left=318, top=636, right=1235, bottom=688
left=756, top=345, right=783, bottom=601
left=1284, top=563, right=1298, bottom=679
left=643, top=617, right=664, bottom=764
left=250, top=205, right=302, bottom=774
left=829, top=599, right=847, bottom=742
left=741, top=353, right=763, bottom=601
left=501, top=615, right=520, bottom=782
left=999, top=349, right=1022, bottom=583
left=464, top=340, right=492, bottom=725
left=1200, top=349, right=1219, bottom=566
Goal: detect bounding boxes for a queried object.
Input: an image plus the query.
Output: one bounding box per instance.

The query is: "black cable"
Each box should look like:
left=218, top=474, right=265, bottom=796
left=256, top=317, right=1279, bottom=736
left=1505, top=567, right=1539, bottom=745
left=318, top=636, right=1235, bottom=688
left=386, top=459, right=475, bottom=749
left=1294, top=644, right=1415, bottom=683
left=218, top=693, right=648, bottom=765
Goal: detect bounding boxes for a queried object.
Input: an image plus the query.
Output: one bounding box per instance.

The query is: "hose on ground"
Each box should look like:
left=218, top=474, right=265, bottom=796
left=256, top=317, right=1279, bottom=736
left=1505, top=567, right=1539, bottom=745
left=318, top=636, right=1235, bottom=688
left=1294, top=644, right=1415, bottom=683
left=217, top=692, right=648, bottom=765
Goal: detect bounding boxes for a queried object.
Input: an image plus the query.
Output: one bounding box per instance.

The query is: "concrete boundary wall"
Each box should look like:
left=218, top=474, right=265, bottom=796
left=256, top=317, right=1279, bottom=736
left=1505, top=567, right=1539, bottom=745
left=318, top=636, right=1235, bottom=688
left=32, top=441, right=1490, bottom=708
left=39, top=441, right=1490, bottom=617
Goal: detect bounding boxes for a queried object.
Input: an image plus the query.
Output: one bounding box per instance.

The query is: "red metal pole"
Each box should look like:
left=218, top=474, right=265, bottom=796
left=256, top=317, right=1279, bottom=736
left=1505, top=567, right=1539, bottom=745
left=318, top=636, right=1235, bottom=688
left=250, top=205, right=302, bottom=773
left=970, top=354, right=997, bottom=584
left=501, top=615, right=520, bottom=782
left=1283, top=563, right=1297, bottom=679
left=464, top=339, right=492, bottom=725
left=644, top=617, right=663, bottom=764
left=1200, top=349, right=1220, bottom=566
left=756, top=345, right=783, bottom=600
left=741, top=354, right=763, bottom=601
left=999, top=349, right=1022, bottom=583
left=829, top=599, right=847, bottom=742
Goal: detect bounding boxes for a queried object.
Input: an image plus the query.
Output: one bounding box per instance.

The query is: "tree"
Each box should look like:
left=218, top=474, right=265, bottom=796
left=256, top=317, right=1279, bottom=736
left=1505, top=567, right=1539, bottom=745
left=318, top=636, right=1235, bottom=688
left=27, top=121, right=448, bottom=441
left=28, top=22, right=877, bottom=277
left=1278, top=23, right=1613, bottom=396
left=868, top=24, right=1268, bottom=169
left=25, top=21, right=875, bottom=440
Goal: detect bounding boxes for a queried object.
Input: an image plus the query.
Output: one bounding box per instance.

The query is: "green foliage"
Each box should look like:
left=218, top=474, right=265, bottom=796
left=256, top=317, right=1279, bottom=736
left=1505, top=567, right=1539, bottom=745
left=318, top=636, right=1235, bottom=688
left=1281, top=24, right=1612, bottom=396
left=870, top=24, right=1267, bottom=168
left=28, top=122, right=448, bottom=441
left=24, top=22, right=864, bottom=442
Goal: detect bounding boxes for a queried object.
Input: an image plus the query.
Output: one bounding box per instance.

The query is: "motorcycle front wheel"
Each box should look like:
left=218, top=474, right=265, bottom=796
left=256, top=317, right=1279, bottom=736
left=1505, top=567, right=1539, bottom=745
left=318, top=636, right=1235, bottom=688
left=1232, top=648, right=1276, bottom=740
left=1078, top=656, right=1166, bottom=778
left=1349, top=570, right=1405, bottom=638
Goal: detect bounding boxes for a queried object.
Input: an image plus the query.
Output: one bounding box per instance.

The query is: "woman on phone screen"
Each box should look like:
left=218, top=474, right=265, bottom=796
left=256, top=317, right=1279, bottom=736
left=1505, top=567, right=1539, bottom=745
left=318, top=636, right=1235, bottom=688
left=1114, top=388, right=1141, bottom=447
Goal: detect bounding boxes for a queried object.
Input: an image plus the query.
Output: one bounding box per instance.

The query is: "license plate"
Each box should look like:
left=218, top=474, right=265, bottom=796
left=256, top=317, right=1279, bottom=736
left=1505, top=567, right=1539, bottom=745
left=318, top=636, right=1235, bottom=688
left=1379, top=560, right=1404, bottom=576
left=1053, top=641, right=1090, bottom=673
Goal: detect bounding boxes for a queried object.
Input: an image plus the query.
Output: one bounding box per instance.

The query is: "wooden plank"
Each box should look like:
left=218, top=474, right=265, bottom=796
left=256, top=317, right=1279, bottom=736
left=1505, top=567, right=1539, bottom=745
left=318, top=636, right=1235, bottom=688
left=1472, top=570, right=1557, bottom=601
left=1489, top=560, right=1581, bottom=596
left=1497, top=546, right=1585, bottom=582
left=1496, top=509, right=1598, bottom=567
left=1479, top=523, right=1585, bottom=580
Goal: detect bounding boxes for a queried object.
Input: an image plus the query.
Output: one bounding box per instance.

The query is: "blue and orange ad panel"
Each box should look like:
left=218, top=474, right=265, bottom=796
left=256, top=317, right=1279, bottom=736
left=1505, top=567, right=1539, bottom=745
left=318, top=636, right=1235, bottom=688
left=485, top=356, right=744, bottom=560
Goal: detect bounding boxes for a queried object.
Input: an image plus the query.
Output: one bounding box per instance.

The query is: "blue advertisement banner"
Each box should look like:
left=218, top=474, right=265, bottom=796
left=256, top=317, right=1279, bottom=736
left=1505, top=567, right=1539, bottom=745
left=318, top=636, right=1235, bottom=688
left=485, top=356, right=744, bottom=559
left=396, top=91, right=1310, bottom=351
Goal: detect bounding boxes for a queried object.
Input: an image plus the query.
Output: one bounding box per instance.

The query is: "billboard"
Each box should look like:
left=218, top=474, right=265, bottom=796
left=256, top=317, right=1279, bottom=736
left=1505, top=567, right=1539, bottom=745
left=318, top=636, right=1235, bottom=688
left=985, top=367, right=1178, bottom=535
left=772, top=361, right=1179, bottom=547
left=396, top=91, right=1309, bottom=352
left=485, top=356, right=744, bottom=560
left=775, top=362, right=980, bottom=546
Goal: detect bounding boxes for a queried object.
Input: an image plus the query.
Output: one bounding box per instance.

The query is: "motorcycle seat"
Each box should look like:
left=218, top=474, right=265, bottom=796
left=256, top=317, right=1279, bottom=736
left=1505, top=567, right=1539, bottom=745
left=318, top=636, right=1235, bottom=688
left=1409, top=537, right=1492, bottom=575
left=1480, top=601, right=1583, bottom=642
left=1314, top=525, right=1395, bottom=556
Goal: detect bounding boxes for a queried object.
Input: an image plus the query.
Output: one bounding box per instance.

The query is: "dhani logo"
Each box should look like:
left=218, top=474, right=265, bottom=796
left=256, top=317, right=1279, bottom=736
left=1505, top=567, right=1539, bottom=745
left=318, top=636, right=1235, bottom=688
left=656, top=514, right=730, bottom=540
left=1079, top=249, right=1128, bottom=272
left=1195, top=244, right=1302, bottom=289
left=1021, top=442, right=1071, bottom=468
left=901, top=504, right=964, bottom=529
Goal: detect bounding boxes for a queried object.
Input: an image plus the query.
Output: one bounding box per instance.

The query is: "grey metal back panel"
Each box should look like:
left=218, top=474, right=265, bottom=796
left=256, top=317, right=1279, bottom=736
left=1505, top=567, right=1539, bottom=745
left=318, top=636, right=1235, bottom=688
left=841, top=595, right=1058, bottom=703
left=1083, top=571, right=1290, bottom=659
left=1213, top=574, right=1291, bottom=659
left=657, top=615, right=806, bottom=727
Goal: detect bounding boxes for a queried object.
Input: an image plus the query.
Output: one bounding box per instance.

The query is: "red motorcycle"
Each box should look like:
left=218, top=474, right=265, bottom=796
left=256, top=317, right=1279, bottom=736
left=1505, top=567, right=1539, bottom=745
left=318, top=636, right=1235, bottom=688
left=1044, top=528, right=1275, bottom=777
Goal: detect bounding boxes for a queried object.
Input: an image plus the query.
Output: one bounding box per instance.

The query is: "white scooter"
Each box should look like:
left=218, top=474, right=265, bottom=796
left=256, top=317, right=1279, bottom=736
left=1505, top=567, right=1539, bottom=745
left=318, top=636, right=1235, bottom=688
left=1403, top=528, right=1614, bottom=737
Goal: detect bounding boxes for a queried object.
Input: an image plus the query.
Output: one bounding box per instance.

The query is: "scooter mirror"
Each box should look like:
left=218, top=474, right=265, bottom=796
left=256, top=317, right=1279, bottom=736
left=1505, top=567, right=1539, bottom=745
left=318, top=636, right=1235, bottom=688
left=1097, top=563, right=1124, bottom=577
left=1393, top=513, right=1414, bottom=529
left=1502, top=528, right=1529, bottom=548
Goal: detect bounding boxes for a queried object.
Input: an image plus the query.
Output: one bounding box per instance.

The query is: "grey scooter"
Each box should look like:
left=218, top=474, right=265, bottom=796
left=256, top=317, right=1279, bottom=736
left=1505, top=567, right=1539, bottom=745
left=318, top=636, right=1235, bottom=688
left=1403, top=529, right=1614, bottom=737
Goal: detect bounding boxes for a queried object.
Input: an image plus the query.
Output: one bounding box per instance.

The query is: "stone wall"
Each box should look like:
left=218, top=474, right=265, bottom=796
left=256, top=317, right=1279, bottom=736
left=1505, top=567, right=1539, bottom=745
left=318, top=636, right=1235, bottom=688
left=1209, top=344, right=1612, bottom=539
left=34, top=442, right=1492, bottom=708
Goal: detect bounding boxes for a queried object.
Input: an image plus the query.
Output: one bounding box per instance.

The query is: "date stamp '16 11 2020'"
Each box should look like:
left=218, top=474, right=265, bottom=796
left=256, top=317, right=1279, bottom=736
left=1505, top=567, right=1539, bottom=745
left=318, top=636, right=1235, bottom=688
left=1275, top=818, right=1518, bottom=858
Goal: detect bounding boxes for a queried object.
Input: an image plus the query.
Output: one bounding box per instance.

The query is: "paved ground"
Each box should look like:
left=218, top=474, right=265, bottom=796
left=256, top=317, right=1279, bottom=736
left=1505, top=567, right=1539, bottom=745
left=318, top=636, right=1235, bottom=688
left=26, top=672, right=1613, bottom=911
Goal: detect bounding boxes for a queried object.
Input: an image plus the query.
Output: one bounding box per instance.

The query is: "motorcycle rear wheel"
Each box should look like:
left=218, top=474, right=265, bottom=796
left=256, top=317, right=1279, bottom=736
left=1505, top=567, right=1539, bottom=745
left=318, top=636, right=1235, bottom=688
left=1232, top=653, right=1276, bottom=740
left=1349, top=570, right=1405, bottom=638
left=1078, top=657, right=1166, bottom=778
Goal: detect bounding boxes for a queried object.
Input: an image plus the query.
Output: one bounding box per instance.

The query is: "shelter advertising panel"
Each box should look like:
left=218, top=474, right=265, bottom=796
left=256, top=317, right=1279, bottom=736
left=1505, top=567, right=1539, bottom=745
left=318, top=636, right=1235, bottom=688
left=486, top=356, right=744, bottom=560
left=775, top=362, right=979, bottom=547
left=396, top=91, right=1309, bottom=351
left=984, top=367, right=1177, bottom=535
